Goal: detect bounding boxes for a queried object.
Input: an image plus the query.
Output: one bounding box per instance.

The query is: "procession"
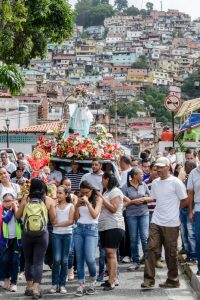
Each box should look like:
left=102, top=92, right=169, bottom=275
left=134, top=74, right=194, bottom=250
left=0, top=109, right=198, bottom=300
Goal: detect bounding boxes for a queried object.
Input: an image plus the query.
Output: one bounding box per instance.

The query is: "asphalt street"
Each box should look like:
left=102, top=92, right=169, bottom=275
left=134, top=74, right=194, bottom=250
left=0, top=262, right=198, bottom=300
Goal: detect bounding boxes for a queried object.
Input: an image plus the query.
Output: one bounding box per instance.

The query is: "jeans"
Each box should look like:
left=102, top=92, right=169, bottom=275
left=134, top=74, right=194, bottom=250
left=195, top=212, right=200, bottom=268
left=1, top=238, right=21, bottom=284
left=126, top=215, right=149, bottom=264
left=98, top=240, right=106, bottom=275
left=74, top=223, right=98, bottom=284
left=180, top=208, right=196, bottom=260
left=68, top=233, right=74, bottom=270
left=52, top=233, right=72, bottom=286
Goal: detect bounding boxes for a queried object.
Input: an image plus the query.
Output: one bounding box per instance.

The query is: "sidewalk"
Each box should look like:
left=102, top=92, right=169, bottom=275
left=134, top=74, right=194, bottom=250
left=0, top=260, right=198, bottom=300
left=179, top=254, right=200, bottom=297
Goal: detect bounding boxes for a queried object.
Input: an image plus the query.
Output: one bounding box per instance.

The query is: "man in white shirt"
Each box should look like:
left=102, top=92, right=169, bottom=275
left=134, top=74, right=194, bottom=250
left=49, top=161, right=63, bottom=185
left=141, top=157, right=187, bottom=289
left=80, top=158, right=103, bottom=192
left=119, top=156, right=132, bottom=188
left=1, top=152, right=16, bottom=175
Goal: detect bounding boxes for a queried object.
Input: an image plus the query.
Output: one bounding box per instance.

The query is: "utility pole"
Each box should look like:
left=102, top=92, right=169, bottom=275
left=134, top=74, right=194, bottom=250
left=160, top=0, right=163, bottom=11
left=115, top=94, right=118, bottom=143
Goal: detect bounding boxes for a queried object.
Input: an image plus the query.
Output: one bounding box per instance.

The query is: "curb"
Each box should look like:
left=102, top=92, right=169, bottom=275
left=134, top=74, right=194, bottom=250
left=178, top=254, right=200, bottom=296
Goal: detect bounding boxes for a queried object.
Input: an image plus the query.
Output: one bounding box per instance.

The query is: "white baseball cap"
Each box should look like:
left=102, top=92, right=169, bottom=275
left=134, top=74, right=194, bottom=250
left=155, top=157, right=170, bottom=167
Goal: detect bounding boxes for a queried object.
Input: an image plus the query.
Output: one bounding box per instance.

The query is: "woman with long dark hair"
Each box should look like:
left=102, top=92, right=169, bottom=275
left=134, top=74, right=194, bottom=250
left=122, top=168, right=152, bottom=271
left=98, top=172, right=125, bottom=291
left=74, top=180, right=102, bottom=297
left=49, top=185, right=74, bottom=294
left=15, top=177, right=56, bottom=299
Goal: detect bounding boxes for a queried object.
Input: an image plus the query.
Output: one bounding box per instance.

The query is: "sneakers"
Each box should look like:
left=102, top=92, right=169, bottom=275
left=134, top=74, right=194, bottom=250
left=32, top=291, right=42, bottom=299
left=141, top=280, right=155, bottom=289
left=75, top=286, right=86, bottom=297
left=24, top=288, right=33, bottom=296
left=159, top=279, right=180, bottom=288
left=60, top=286, right=67, bottom=294
left=101, top=280, right=119, bottom=287
left=9, top=284, right=17, bottom=292
left=156, top=260, right=164, bottom=269
left=103, top=281, right=115, bottom=291
left=0, top=281, right=4, bottom=287
left=3, top=278, right=10, bottom=290
left=49, top=285, right=57, bottom=294
left=68, top=268, right=74, bottom=281
left=197, top=270, right=200, bottom=276
left=127, top=263, right=140, bottom=271
left=18, top=272, right=24, bottom=280
left=86, top=282, right=96, bottom=295
left=97, top=273, right=104, bottom=282
left=122, top=256, right=131, bottom=263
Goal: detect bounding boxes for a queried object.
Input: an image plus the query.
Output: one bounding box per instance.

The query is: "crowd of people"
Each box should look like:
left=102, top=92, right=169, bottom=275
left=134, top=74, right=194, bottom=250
left=0, top=148, right=199, bottom=298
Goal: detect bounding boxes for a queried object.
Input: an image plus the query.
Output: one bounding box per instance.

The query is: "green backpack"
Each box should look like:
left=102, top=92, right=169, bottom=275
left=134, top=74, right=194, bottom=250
left=23, top=198, right=48, bottom=235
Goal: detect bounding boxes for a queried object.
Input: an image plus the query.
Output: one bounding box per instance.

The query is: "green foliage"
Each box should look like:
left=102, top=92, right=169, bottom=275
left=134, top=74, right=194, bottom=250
left=0, top=65, right=25, bottom=95
left=124, top=5, right=140, bottom=16
left=110, top=87, right=171, bottom=122
left=140, top=87, right=171, bottom=123
left=182, top=71, right=200, bottom=99
left=114, top=0, right=128, bottom=11
left=146, top=2, right=154, bottom=13
left=75, top=0, right=114, bottom=27
left=132, top=55, right=149, bottom=69
left=0, top=0, right=74, bottom=66
left=109, top=101, right=144, bottom=118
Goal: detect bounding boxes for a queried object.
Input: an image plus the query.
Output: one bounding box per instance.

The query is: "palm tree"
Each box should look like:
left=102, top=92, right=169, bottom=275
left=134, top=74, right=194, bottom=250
left=0, top=64, right=25, bottom=95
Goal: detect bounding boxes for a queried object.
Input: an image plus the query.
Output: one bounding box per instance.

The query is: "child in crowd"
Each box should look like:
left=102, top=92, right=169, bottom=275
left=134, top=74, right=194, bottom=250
left=0, top=193, right=22, bottom=292
left=50, top=185, right=74, bottom=294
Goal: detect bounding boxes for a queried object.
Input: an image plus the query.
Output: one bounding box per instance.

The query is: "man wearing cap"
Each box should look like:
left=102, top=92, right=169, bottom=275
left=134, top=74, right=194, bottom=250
left=141, top=157, right=188, bottom=289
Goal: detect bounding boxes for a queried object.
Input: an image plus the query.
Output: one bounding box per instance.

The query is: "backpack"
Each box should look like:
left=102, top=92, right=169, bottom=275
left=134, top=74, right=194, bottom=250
left=23, top=198, right=48, bottom=235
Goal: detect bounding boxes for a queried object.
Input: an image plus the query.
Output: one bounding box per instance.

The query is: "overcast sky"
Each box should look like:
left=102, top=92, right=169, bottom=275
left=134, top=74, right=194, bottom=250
left=69, top=0, right=200, bottom=20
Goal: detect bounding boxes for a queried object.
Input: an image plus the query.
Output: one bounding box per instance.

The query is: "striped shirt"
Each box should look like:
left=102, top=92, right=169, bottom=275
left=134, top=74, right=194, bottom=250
left=144, top=177, right=156, bottom=213
left=65, top=171, right=85, bottom=191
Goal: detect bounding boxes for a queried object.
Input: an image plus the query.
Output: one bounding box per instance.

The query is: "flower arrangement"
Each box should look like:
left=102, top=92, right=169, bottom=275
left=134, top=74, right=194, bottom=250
left=17, top=180, right=31, bottom=199
left=36, top=129, right=124, bottom=161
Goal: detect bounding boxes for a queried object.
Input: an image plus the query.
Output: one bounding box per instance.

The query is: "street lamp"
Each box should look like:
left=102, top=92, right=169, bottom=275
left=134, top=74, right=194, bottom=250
left=5, top=118, right=10, bottom=148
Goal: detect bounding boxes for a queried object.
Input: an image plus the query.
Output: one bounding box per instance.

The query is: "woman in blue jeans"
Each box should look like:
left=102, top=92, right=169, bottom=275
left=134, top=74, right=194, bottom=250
left=122, top=168, right=152, bottom=271
left=74, top=180, right=102, bottom=297
left=50, top=185, right=74, bottom=294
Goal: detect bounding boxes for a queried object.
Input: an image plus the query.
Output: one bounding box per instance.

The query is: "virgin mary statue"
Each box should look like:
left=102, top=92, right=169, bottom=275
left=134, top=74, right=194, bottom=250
left=63, top=101, right=93, bottom=139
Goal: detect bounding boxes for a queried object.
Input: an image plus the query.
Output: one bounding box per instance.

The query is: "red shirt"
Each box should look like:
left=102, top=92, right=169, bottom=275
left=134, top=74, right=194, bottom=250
left=161, top=130, right=173, bottom=141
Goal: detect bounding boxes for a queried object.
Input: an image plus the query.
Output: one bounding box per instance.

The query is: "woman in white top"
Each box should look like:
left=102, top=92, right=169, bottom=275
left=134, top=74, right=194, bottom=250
left=98, top=172, right=125, bottom=291
left=74, top=180, right=102, bottom=297
left=50, top=185, right=74, bottom=294
left=0, top=167, right=20, bottom=202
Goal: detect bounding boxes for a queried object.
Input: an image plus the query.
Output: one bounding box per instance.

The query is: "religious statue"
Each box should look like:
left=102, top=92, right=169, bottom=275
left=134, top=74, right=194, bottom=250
left=28, top=148, right=50, bottom=178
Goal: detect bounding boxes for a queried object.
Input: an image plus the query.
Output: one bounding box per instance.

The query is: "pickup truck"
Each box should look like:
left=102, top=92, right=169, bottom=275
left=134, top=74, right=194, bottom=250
left=50, top=157, right=121, bottom=183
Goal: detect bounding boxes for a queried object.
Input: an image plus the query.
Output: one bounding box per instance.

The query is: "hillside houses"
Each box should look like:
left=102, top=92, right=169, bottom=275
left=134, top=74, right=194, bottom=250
left=1, top=8, right=200, bottom=140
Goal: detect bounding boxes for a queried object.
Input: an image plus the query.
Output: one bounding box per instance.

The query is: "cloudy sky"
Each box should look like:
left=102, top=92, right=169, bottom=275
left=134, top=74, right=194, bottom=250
left=69, top=0, right=200, bottom=20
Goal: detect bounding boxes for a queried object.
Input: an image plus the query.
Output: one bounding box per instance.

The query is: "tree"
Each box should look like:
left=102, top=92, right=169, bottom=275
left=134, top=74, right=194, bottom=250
left=182, top=71, right=200, bottom=99
left=75, top=0, right=114, bottom=27
left=124, top=5, right=139, bottom=16
left=132, top=55, right=149, bottom=69
left=0, top=65, right=25, bottom=94
left=112, top=87, right=171, bottom=122
left=146, top=2, right=154, bottom=13
left=0, top=0, right=74, bottom=66
left=114, top=0, right=128, bottom=11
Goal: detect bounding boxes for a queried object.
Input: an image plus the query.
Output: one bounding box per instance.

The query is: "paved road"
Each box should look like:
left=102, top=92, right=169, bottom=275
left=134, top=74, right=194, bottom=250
left=0, top=262, right=198, bottom=300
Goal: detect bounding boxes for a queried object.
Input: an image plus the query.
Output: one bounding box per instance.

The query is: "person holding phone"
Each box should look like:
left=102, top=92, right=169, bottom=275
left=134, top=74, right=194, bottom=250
left=74, top=180, right=102, bottom=297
